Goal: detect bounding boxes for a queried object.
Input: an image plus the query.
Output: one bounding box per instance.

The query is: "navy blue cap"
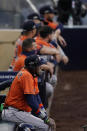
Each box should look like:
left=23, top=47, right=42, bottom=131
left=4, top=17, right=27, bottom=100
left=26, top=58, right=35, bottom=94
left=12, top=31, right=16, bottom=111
left=22, top=20, right=36, bottom=31
left=27, top=13, right=41, bottom=20
left=39, top=5, right=54, bottom=15
left=25, top=55, right=46, bottom=67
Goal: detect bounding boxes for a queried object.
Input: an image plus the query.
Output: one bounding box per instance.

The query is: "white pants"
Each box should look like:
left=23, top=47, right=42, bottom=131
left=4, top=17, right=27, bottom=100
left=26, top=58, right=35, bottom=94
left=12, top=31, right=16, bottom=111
left=49, top=75, right=57, bottom=88
left=2, top=107, right=51, bottom=131
left=46, top=74, right=57, bottom=98
left=46, top=82, right=54, bottom=98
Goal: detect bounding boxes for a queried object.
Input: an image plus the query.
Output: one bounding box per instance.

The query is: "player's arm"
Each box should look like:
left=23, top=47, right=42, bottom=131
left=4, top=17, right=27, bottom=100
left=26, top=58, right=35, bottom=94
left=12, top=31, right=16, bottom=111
left=23, top=74, right=46, bottom=117
left=40, top=63, right=54, bottom=77
left=0, top=79, right=13, bottom=91
left=23, top=74, right=51, bottom=124
left=40, top=45, right=59, bottom=55
left=57, top=45, right=69, bottom=64
left=39, top=46, right=62, bottom=63
left=54, top=29, right=67, bottom=47
left=25, top=94, right=40, bottom=113
left=25, top=94, right=49, bottom=122
left=25, top=94, right=44, bottom=113
left=56, top=23, right=64, bottom=34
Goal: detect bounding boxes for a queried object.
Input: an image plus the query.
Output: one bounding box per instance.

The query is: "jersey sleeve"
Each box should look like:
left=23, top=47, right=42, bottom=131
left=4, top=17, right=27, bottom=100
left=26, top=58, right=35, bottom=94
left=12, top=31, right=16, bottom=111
left=16, top=44, right=22, bottom=57
left=13, top=58, right=22, bottom=71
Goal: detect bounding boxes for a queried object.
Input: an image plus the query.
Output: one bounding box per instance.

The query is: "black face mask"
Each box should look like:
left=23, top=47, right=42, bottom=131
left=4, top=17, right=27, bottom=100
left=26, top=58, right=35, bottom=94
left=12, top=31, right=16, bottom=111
left=26, top=66, right=40, bottom=77
left=48, top=36, right=53, bottom=43
left=26, top=66, right=36, bottom=77
left=36, top=23, right=42, bottom=29
left=35, top=23, right=42, bottom=36
left=47, top=17, right=53, bottom=22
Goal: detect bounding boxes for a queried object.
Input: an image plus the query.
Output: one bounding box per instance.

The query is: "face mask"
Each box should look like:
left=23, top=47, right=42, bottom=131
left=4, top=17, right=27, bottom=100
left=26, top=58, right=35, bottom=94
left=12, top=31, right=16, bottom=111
left=47, top=17, right=53, bottom=22
left=26, top=66, right=40, bottom=77
left=35, top=66, right=42, bottom=76
left=35, top=23, right=42, bottom=36
left=36, top=23, right=42, bottom=29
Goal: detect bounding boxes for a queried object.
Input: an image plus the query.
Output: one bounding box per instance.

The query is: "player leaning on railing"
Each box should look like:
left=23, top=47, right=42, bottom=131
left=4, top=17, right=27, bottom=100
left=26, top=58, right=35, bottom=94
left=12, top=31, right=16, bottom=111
left=1, top=55, right=56, bottom=131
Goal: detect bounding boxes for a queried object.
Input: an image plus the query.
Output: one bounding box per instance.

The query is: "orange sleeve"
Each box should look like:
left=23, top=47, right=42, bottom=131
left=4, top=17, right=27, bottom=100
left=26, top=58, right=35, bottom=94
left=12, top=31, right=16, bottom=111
left=14, top=43, right=22, bottom=58
left=48, top=22, right=58, bottom=30
left=36, top=43, right=42, bottom=50
left=13, top=58, right=24, bottom=72
left=16, top=44, right=22, bottom=57
left=22, top=74, right=35, bottom=95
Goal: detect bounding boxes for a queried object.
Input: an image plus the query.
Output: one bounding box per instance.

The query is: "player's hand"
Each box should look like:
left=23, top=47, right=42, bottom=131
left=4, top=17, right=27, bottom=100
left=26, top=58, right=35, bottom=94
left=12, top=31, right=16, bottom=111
left=62, top=55, right=69, bottom=64
left=47, top=62, right=54, bottom=77
left=58, top=35, right=67, bottom=47
left=48, top=118, right=56, bottom=131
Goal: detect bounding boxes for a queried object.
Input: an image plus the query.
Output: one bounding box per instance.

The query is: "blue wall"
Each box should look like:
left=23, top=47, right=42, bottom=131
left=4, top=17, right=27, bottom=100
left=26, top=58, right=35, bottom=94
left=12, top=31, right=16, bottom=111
left=60, top=26, right=87, bottom=70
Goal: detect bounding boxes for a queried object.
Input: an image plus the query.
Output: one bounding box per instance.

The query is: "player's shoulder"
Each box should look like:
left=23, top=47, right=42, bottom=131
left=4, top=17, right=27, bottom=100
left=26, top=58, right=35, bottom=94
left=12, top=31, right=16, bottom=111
left=16, top=36, right=23, bottom=45
left=20, top=68, right=32, bottom=77
left=19, top=55, right=26, bottom=60
left=16, top=55, right=26, bottom=63
left=16, top=68, right=31, bottom=80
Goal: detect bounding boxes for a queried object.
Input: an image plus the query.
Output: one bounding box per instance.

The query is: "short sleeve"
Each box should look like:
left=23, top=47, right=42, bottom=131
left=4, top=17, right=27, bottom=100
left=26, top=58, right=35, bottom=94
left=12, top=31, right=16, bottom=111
left=13, top=59, right=22, bottom=71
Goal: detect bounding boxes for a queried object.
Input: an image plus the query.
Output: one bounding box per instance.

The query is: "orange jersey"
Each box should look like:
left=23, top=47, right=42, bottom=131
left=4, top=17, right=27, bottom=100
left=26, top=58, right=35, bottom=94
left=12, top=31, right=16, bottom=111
left=10, top=35, right=28, bottom=68
left=10, top=36, right=41, bottom=68
left=15, top=35, right=28, bottom=57
left=13, top=47, right=42, bottom=72
left=45, top=20, right=58, bottom=30
left=5, top=68, right=39, bottom=112
left=13, top=55, right=26, bottom=72
left=36, top=37, right=54, bottom=48
left=15, top=35, right=41, bottom=58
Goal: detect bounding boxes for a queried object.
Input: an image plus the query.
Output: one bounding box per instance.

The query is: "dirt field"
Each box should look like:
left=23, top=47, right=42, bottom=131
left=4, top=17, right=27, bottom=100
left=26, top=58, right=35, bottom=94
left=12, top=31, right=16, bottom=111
left=51, top=69, right=87, bottom=131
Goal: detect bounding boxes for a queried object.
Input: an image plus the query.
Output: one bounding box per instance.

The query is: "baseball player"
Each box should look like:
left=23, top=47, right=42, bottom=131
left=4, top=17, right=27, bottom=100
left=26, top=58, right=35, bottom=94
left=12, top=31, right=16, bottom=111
left=13, top=38, right=59, bottom=72
left=39, top=5, right=67, bottom=47
left=13, top=38, right=57, bottom=108
left=9, top=20, right=37, bottom=71
left=2, top=55, right=56, bottom=131
left=36, top=26, right=69, bottom=66
left=36, top=26, right=69, bottom=108
left=27, top=13, right=43, bottom=27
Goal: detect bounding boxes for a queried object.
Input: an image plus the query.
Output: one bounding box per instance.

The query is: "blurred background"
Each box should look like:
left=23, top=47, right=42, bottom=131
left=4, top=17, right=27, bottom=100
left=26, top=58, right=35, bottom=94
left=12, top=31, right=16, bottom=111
left=0, top=0, right=87, bottom=29
left=0, top=0, right=52, bottom=28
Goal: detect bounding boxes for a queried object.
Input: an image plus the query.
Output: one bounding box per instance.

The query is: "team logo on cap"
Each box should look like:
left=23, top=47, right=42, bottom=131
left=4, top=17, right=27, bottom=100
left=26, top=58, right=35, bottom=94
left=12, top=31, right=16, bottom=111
left=44, top=10, right=50, bottom=13
left=33, top=16, right=39, bottom=19
left=33, top=25, right=36, bottom=29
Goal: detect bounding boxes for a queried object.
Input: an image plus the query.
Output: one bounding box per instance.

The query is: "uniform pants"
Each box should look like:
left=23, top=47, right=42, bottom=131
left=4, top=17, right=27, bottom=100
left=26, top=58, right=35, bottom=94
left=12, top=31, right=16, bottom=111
left=48, top=75, right=57, bottom=88
left=2, top=107, right=51, bottom=131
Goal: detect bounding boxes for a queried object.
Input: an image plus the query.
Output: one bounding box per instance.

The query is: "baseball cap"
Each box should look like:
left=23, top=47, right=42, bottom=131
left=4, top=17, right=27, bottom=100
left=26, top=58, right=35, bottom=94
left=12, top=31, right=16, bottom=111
left=25, top=55, right=47, bottom=67
left=22, top=20, right=36, bottom=31
left=39, top=5, right=54, bottom=15
left=27, top=13, right=41, bottom=20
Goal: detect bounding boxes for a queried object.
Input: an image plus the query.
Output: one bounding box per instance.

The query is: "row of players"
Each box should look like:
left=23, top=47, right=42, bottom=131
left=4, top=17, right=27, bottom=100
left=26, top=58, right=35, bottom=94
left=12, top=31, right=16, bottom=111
left=1, top=5, right=69, bottom=131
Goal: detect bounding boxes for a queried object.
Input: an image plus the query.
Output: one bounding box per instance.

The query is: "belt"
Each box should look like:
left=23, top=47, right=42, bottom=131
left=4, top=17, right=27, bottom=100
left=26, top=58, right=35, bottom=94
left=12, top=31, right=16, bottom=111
left=3, top=106, right=8, bottom=109
left=4, top=106, right=24, bottom=111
